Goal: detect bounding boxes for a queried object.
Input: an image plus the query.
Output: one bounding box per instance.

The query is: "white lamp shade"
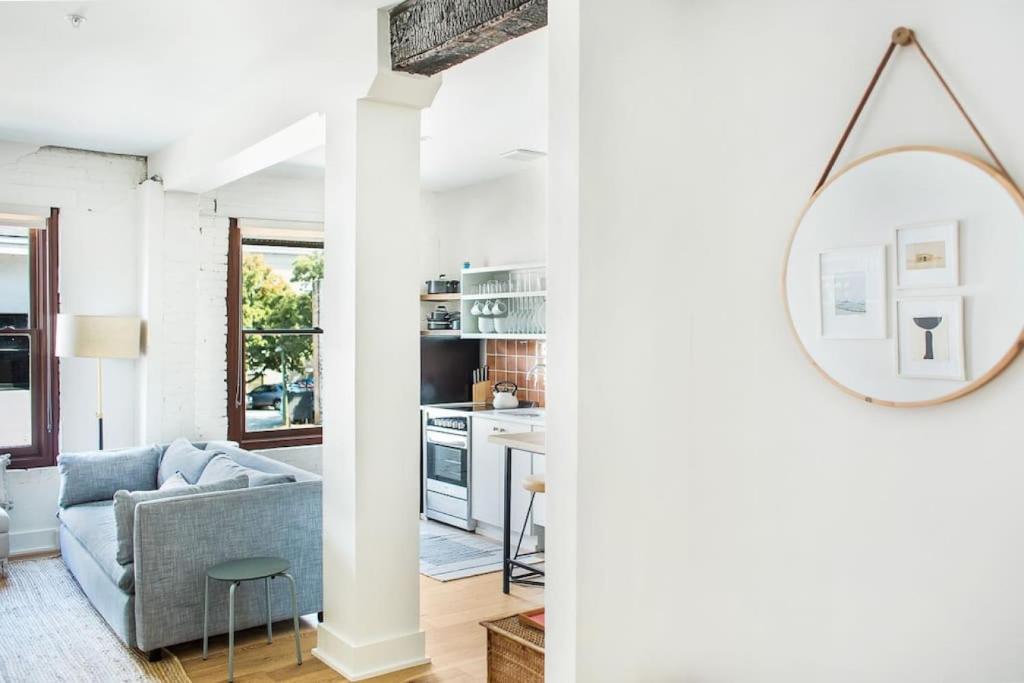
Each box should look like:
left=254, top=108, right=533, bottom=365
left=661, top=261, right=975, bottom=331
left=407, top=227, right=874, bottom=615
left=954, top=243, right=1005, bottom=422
left=55, top=315, right=141, bottom=359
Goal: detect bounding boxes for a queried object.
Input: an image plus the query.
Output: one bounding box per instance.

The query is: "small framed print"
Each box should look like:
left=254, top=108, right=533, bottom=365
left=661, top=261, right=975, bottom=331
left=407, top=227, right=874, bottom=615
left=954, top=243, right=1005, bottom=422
left=895, top=220, right=959, bottom=289
left=819, top=245, right=886, bottom=339
left=896, top=296, right=965, bottom=380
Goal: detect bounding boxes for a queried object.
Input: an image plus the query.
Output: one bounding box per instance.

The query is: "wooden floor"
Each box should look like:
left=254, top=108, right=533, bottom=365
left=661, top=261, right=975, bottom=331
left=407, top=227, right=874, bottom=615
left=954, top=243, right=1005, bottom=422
left=172, top=572, right=543, bottom=682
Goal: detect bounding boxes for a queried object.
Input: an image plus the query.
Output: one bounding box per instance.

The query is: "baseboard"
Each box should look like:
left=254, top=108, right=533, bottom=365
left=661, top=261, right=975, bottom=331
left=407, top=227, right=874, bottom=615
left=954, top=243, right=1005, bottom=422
left=11, top=528, right=59, bottom=556
left=313, top=623, right=429, bottom=681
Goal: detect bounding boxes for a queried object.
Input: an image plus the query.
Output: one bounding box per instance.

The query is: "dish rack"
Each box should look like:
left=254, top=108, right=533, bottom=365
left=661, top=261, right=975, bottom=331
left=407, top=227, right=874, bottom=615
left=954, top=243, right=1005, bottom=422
left=460, top=262, right=547, bottom=340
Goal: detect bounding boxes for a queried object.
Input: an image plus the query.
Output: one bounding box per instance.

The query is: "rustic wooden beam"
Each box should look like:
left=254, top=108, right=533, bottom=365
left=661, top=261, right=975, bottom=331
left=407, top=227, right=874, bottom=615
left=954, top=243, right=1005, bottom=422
left=390, top=0, right=547, bottom=76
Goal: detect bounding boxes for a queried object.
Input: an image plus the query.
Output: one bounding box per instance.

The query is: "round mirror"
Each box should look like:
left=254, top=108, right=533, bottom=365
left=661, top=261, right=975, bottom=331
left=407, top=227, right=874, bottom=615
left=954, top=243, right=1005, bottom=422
left=785, top=146, right=1024, bottom=406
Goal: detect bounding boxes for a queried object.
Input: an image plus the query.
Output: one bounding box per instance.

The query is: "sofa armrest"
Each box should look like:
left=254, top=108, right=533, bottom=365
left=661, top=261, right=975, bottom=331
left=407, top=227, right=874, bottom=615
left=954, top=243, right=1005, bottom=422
left=133, top=481, right=322, bottom=651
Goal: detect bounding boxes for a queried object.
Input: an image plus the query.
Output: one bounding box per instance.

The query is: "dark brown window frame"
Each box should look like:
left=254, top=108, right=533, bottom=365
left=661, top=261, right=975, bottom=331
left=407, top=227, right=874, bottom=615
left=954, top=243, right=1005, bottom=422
left=2, top=209, right=60, bottom=468
left=226, top=218, right=323, bottom=450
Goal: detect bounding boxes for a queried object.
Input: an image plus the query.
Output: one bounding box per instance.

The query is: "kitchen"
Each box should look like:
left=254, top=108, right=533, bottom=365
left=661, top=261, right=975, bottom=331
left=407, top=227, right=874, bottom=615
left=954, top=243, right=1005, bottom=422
left=414, top=25, right=548, bottom=598
left=419, top=265, right=548, bottom=592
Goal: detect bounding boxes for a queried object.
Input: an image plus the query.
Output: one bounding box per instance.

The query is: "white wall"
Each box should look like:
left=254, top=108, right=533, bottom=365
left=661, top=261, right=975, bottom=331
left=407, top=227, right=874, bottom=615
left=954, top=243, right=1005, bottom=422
left=553, top=2, right=1024, bottom=681
left=0, top=146, right=146, bottom=554
left=420, top=163, right=547, bottom=280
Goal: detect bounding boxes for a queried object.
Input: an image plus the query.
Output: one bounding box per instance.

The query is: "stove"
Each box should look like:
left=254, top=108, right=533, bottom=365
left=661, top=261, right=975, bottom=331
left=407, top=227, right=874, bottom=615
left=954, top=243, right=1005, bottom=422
left=420, top=402, right=540, bottom=531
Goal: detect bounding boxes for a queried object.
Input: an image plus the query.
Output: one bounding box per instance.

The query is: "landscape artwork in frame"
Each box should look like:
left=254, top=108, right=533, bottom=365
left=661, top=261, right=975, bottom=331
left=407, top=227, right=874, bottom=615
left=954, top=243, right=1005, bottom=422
left=896, top=220, right=959, bottom=289
left=896, top=296, right=965, bottom=381
left=818, top=245, right=886, bottom=339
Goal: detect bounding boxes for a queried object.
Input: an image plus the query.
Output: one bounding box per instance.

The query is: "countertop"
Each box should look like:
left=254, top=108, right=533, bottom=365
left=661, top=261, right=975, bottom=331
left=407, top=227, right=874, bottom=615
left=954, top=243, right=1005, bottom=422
left=421, top=402, right=545, bottom=428
left=488, top=430, right=546, bottom=454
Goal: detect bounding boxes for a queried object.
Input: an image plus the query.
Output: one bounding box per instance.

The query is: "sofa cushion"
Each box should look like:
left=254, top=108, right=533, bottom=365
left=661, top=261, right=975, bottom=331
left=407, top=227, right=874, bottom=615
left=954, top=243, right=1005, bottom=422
left=57, top=446, right=161, bottom=508
left=158, top=438, right=221, bottom=486
left=198, top=454, right=296, bottom=488
left=112, top=475, right=249, bottom=565
left=58, top=501, right=135, bottom=592
left=204, top=443, right=317, bottom=482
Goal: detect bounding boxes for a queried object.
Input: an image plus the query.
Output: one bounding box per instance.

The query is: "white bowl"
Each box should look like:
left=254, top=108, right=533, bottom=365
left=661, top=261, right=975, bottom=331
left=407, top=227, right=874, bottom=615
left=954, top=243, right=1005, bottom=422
left=479, top=317, right=495, bottom=333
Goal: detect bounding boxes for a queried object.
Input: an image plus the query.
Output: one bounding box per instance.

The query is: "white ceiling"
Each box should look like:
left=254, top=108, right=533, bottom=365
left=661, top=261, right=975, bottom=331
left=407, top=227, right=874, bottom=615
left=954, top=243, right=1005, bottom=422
left=272, top=29, right=549, bottom=191
left=0, top=0, right=338, bottom=154
left=0, top=1, right=547, bottom=191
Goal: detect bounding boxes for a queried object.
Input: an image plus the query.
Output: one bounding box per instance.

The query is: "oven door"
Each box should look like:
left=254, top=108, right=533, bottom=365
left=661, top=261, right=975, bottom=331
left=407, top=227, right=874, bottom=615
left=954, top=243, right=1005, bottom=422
left=425, top=429, right=469, bottom=492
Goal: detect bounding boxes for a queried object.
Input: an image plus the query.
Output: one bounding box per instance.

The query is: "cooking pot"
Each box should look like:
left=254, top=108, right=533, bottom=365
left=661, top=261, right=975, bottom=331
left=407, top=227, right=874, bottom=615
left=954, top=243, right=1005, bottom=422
left=426, top=305, right=451, bottom=322
left=425, top=275, right=460, bottom=294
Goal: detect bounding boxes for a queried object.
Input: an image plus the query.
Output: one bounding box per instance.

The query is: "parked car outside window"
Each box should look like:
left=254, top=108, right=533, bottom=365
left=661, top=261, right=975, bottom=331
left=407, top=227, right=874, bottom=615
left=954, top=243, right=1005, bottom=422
left=246, top=384, right=283, bottom=410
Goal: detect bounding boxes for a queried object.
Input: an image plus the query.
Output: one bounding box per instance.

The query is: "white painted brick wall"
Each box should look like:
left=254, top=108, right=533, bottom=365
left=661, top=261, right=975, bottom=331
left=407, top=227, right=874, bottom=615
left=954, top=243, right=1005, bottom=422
left=157, top=172, right=323, bottom=443
left=0, top=146, right=148, bottom=453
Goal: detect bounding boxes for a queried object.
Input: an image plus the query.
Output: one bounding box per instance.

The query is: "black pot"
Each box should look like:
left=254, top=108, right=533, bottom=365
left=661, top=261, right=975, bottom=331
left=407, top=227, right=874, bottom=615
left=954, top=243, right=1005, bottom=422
left=427, top=305, right=450, bottom=322
left=426, top=275, right=457, bottom=294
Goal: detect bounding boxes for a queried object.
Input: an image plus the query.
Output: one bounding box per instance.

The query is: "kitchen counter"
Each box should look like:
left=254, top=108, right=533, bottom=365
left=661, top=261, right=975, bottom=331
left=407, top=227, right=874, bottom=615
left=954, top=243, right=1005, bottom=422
left=487, top=430, right=546, bottom=454
left=421, top=402, right=545, bottom=428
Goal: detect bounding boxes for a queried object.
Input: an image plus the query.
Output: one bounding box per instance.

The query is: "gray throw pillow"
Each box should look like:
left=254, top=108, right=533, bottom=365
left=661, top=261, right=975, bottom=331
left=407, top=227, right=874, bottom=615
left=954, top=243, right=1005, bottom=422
left=198, top=454, right=296, bottom=488
left=159, top=472, right=190, bottom=490
left=158, top=437, right=220, bottom=486
left=112, top=474, right=248, bottom=565
left=57, top=446, right=161, bottom=508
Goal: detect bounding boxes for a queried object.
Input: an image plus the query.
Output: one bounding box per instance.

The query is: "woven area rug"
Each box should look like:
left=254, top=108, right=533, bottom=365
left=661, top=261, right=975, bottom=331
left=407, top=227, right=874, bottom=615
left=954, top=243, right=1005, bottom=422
left=0, top=557, right=190, bottom=682
left=420, top=519, right=543, bottom=582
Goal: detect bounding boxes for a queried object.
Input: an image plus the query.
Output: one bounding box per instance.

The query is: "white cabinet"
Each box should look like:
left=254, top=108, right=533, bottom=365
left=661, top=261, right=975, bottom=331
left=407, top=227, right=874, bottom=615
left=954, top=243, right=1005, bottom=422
left=471, top=417, right=534, bottom=530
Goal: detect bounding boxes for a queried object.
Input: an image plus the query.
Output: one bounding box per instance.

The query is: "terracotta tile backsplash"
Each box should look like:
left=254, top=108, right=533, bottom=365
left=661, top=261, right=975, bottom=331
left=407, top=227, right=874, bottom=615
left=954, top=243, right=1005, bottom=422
left=486, top=339, right=546, bottom=407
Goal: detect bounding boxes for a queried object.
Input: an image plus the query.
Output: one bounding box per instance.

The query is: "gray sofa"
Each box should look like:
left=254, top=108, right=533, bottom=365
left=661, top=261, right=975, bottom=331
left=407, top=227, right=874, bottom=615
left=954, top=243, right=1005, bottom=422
left=56, top=440, right=322, bottom=658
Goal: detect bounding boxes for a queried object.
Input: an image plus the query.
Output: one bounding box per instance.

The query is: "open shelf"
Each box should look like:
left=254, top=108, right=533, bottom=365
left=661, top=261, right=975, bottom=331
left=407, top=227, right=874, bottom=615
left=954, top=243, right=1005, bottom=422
left=461, top=333, right=546, bottom=340
left=420, top=293, right=461, bottom=302
left=421, top=329, right=462, bottom=337
left=461, top=291, right=547, bottom=301
left=460, top=262, right=547, bottom=339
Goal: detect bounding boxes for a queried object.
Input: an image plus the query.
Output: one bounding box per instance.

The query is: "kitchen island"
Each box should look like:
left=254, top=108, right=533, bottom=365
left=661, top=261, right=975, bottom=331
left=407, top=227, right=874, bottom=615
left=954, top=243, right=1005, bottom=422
left=489, top=430, right=546, bottom=594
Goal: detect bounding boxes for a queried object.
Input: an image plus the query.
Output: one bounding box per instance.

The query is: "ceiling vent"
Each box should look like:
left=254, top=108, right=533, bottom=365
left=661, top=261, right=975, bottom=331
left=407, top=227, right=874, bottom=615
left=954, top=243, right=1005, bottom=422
left=499, top=148, right=547, bottom=162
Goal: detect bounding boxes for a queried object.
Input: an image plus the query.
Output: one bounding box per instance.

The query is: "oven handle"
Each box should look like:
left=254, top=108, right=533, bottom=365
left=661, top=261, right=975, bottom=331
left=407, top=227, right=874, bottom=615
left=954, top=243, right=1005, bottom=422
left=425, top=429, right=468, bottom=449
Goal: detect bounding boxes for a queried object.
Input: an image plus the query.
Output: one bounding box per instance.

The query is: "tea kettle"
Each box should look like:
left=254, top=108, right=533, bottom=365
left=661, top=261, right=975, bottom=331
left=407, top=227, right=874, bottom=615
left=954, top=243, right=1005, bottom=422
left=492, top=381, right=519, bottom=409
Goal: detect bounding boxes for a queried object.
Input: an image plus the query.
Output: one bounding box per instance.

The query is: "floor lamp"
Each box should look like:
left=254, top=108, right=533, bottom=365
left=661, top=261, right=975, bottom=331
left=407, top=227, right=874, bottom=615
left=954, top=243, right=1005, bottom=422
left=56, top=314, right=141, bottom=450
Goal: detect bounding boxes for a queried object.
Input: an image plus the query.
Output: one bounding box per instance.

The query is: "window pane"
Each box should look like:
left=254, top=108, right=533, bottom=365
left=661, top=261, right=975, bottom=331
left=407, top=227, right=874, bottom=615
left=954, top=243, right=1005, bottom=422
left=241, top=242, right=323, bottom=330
left=0, top=334, right=32, bottom=447
left=243, top=333, right=322, bottom=433
left=0, top=228, right=31, bottom=329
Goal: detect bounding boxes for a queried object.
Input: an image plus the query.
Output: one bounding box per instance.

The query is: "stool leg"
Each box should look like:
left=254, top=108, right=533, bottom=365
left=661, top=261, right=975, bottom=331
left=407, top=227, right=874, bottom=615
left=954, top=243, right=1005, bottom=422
left=265, top=577, right=273, bottom=643
left=202, top=575, right=209, bottom=660
left=228, top=581, right=237, bottom=682
left=514, top=492, right=536, bottom=560
left=282, top=572, right=302, bottom=665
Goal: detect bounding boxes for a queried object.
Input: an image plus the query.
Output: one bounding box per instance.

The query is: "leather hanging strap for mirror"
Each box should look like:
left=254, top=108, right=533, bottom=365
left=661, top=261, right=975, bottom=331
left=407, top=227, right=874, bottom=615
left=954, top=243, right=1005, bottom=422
left=813, top=26, right=1019, bottom=196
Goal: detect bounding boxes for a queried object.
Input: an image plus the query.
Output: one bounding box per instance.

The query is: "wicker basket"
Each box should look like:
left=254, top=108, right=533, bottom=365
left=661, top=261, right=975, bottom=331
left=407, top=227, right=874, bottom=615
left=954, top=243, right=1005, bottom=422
left=481, top=614, right=545, bottom=682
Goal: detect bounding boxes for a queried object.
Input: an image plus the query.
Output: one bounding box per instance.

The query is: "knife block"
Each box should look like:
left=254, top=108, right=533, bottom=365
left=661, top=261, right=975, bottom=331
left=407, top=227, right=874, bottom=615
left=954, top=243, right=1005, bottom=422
left=472, top=380, right=492, bottom=404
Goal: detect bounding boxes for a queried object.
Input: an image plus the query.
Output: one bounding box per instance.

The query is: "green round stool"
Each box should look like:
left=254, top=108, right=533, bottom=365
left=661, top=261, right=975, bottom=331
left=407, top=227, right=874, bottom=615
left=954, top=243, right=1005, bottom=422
left=203, top=556, right=301, bottom=682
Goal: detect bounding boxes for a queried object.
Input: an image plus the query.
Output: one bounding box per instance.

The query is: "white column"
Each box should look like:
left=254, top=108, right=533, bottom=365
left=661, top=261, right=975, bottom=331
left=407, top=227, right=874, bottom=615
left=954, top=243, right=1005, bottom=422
left=313, top=20, right=441, bottom=678
left=546, top=0, right=581, bottom=676
left=136, top=179, right=165, bottom=443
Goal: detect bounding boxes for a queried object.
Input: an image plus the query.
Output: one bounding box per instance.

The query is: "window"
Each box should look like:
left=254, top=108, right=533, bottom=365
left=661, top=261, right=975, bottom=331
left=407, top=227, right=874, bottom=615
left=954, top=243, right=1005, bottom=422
left=227, top=218, right=323, bottom=449
left=0, top=208, right=59, bottom=468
